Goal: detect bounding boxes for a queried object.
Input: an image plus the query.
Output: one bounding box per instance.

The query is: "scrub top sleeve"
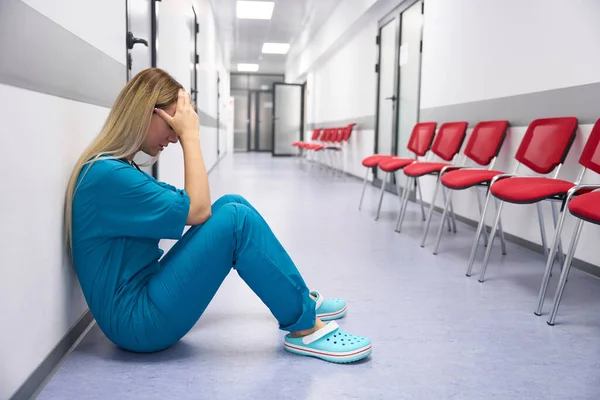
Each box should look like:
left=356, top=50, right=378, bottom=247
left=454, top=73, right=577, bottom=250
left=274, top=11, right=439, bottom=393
left=95, top=163, right=190, bottom=240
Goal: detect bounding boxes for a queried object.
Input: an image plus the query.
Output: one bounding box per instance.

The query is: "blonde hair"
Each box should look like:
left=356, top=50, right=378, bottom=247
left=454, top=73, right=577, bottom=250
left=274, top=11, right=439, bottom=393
left=64, top=68, right=183, bottom=250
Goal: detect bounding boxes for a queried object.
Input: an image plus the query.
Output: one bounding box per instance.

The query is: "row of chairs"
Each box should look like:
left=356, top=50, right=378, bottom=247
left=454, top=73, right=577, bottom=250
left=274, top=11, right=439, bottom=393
left=359, top=117, right=600, bottom=325
left=292, top=124, right=356, bottom=172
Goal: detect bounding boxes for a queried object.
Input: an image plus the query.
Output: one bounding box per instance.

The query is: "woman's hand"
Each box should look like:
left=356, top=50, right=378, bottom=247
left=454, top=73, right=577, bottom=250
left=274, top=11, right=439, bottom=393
left=154, top=89, right=199, bottom=142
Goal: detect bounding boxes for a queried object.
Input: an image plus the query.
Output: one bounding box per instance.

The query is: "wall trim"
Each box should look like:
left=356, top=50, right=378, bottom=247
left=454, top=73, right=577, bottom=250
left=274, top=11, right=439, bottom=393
left=308, top=115, right=375, bottom=131
left=198, top=109, right=227, bottom=129
left=9, top=310, right=95, bottom=400
left=0, top=0, right=125, bottom=108
left=420, top=82, right=600, bottom=127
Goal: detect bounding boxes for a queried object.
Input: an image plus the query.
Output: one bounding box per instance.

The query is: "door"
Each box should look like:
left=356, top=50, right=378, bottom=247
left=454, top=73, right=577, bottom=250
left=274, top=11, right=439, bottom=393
left=396, top=1, right=423, bottom=160
left=232, top=90, right=249, bottom=151
left=248, top=91, right=274, bottom=151
left=272, top=83, right=303, bottom=156
left=373, top=0, right=423, bottom=190
left=375, top=18, right=399, bottom=164
left=126, top=0, right=155, bottom=175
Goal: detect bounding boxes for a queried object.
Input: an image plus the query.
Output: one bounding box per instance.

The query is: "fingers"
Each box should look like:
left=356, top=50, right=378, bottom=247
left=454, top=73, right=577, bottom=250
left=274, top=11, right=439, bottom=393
left=176, top=88, right=186, bottom=110
left=154, top=108, right=172, bottom=124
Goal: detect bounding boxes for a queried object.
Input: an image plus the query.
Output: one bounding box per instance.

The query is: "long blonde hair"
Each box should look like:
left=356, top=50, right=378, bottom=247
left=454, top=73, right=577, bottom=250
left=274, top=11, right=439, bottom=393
left=64, top=68, right=183, bottom=250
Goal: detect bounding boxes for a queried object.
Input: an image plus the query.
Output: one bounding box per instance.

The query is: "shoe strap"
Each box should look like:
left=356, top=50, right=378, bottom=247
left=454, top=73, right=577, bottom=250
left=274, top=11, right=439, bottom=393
left=312, top=290, right=324, bottom=309
left=302, top=321, right=339, bottom=345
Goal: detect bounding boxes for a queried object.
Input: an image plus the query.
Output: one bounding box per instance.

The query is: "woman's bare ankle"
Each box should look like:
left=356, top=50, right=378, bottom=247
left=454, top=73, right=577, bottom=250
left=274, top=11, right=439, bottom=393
left=290, top=318, right=326, bottom=337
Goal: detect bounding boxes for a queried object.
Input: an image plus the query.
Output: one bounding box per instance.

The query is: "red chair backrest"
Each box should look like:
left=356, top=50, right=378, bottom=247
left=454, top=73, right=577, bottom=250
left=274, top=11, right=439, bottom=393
left=430, top=121, right=468, bottom=161
left=335, top=128, right=344, bottom=142
left=320, top=129, right=330, bottom=141
left=342, top=123, right=356, bottom=141
left=464, top=120, right=509, bottom=166
left=578, top=118, right=600, bottom=175
left=406, top=122, right=437, bottom=157
left=311, top=129, right=321, bottom=140
left=515, top=117, right=578, bottom=174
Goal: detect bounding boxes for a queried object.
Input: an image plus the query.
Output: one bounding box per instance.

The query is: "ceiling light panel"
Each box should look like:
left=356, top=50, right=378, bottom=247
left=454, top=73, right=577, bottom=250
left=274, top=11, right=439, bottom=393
left=237, top=63, right=259, bottom=72
left=262, top=42, right=290, bottom=54
left=236, top=1, right=274, bottom=20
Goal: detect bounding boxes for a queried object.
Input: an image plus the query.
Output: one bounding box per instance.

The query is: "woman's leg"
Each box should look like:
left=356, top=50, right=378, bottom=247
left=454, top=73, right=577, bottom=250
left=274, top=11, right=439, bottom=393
left=146, top=196, right=317, bottom=349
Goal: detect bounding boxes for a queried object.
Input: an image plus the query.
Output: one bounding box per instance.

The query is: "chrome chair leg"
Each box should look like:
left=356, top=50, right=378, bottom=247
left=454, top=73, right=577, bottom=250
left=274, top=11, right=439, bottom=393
left=416, top=178, right=426, bottom=221
left=432, top=190, right=453, bottom=253
left=547, top=218, right=584, bottom=326
left=395, top=176, right=413, bottom=232
left=478, top=198, right=505, bottom=282
left=536, top=202, right=549, bottom=260
left=375, top=172, right=389, bottom=221
left=358, top=168, right=370, bottom=210
left=475, top=187, right=489, bottom=247
left=419, top=177, right=442, bottom=241
left=550, top=201, right=565, bottom=267
left=534, top=204, right=570, bottom=316
left=466, top=189, right=493, bottom=277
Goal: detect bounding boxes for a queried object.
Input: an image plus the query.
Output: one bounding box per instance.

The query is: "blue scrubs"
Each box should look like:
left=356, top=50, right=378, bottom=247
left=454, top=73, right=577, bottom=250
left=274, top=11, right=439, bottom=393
left=72, top=157, right=315, bottom=352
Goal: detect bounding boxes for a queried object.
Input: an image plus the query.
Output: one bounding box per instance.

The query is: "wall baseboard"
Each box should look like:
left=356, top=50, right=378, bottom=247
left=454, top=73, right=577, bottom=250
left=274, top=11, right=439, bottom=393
left=10, top=310, right=95, bottom=400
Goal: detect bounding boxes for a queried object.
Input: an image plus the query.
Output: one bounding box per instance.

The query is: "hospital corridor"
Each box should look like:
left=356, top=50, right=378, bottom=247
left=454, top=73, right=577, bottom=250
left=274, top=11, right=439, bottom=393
left=2, top=0, right=600, bottom=399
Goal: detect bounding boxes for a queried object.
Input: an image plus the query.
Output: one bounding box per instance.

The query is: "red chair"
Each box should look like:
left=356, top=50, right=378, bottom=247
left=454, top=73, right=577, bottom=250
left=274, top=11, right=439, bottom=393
left=534, top=119, right=600, bottom=323
left=468, top=117, right=579, bottom=289
left=395, top=121, right=468, bottom=233
left=373, top=122, right=438, bottom=220
left=428, top=120, right=509, bottom=251
left=546, top=190, right=600, bottom=325
left=359, top=122, right=437, bottom=211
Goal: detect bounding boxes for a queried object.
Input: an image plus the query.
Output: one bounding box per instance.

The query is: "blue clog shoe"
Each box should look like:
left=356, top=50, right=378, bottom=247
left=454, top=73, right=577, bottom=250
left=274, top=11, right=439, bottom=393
left=312, top=290, right=347, bottom=321
left=284, top=321, right=372, bottom=363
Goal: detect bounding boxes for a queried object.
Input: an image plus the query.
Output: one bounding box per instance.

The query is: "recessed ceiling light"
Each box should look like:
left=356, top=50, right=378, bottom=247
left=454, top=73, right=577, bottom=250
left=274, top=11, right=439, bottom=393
left=237, top=63, right=259, bottom=72
left=236, top=1, right=274, bottom=20
left=262, top=42, right=290, bottom=54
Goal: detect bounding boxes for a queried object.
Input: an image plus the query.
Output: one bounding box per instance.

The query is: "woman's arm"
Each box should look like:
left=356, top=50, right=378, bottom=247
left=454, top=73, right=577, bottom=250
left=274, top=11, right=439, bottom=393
left=180, top=136, right=211, bottom=224
left=155, top=89, right=211, bottom=225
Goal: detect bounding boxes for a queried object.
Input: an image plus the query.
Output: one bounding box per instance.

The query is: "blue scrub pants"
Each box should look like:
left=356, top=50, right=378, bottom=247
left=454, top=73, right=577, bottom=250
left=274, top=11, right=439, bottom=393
left=140, top=194, right=315, bottom=352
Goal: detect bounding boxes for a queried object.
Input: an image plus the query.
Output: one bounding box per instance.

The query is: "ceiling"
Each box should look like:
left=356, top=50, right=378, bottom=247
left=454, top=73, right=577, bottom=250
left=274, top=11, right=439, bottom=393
left=209, top=0, right=341, bottom=75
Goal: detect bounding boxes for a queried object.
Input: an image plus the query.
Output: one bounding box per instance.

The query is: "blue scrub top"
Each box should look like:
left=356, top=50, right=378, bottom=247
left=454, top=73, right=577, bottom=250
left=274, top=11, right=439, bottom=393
left=71, top=156, right=190, bottom=335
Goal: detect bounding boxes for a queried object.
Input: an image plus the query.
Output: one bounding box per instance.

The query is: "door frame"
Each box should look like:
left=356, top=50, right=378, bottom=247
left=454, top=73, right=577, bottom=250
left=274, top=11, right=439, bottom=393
left=271, top=82, right=304, bottom=157
left=372, top=0, right=422, bottom=191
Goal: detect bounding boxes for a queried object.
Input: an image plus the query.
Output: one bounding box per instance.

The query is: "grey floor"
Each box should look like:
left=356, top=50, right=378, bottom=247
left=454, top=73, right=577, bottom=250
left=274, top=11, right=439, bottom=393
left=39, top=153, right=600, bottom=400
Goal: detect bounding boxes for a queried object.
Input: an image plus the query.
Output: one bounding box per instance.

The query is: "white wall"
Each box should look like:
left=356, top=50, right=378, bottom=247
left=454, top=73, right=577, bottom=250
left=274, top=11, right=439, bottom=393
left=0, top=1, right=123, bottom=398
left=420, top=0, right=600, bottom=108
left=287, top=0, right=600, bottom=268
left=20, top=0, right=125, bottom=64
left=158, top=0, right=230, bottom=190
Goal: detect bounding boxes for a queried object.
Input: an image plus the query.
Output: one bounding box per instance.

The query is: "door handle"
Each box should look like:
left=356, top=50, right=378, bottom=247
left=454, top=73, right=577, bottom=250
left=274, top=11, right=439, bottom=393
left=127, top=32, right=149, bottom=49
left=385, top=95, right=397, bottom=101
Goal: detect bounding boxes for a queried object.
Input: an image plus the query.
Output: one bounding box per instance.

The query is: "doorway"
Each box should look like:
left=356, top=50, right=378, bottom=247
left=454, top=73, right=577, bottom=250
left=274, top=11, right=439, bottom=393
left=230, top=73, right=284, bottom=153
left=374, top=0, right=424, bottom=192
left=249, top=90, right=274, bottom=152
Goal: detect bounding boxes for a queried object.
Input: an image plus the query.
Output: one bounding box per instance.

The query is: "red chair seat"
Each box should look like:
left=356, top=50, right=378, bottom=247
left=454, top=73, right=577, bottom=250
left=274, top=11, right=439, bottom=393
left=568, top=191, right=600, bottom=223
left=490, top=177, right=574, bottom=204
left=404, top=162, right=450, bottom=177
left=313, top=144, right=325, bottom=151
left=441, top=169, right=504, bottom=190
left=362, top=155, right=394, bottom=167
left=379, top=157, right=414, bottom=172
